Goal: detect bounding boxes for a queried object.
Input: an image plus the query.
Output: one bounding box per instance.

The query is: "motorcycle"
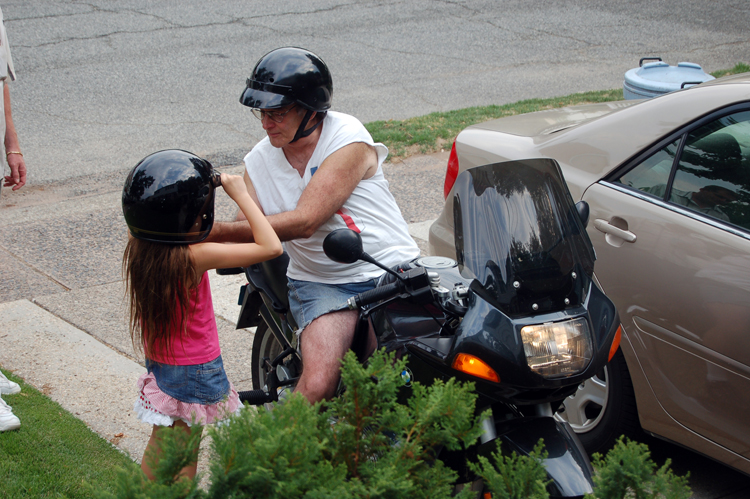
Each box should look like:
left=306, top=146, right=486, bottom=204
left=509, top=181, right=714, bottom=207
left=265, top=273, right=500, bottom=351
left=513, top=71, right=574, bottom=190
left=229, top=158, right=622, bottom=497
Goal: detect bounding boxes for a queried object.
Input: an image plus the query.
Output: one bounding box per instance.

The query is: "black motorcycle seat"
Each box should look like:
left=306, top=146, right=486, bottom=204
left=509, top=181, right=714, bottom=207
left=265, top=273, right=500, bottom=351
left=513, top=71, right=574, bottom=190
left=246, top=252, right=291, bottom=314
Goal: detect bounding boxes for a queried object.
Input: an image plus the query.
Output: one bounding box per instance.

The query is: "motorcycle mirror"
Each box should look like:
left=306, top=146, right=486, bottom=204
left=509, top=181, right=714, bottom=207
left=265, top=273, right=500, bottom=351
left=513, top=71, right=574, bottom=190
left=575, top=201, right=590, bottom=228
left=323, top=228, right=364, bottom=264
left=323, top=229, right=407, bottom=281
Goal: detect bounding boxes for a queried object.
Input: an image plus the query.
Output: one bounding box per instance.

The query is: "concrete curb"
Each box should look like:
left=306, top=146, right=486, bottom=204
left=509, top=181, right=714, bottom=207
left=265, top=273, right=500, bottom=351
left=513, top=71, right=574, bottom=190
left=0, top=299, right=149, bottom=461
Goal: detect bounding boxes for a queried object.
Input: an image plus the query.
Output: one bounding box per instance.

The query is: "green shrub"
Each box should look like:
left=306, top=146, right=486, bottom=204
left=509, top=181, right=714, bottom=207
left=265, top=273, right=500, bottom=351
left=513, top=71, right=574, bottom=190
left=469, top=439, right=550, bottom=499
left=469, top=436, right=692, bottom=499
left=95, top=351, right=691, bottom=499
left=96, top=349, right=486, bottom=499
left=585, top=436, right=691, bottom=499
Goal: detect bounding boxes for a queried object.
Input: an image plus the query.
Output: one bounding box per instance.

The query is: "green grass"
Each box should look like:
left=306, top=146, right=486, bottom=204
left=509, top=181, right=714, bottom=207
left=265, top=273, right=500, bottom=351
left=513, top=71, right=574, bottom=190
left=0, top=369, right=138, bottom=498
left=367, top=62, right=750, bottom=161
left=710, top=62, right=750, bottom=79
left=366, top=89, right=624, bottom=159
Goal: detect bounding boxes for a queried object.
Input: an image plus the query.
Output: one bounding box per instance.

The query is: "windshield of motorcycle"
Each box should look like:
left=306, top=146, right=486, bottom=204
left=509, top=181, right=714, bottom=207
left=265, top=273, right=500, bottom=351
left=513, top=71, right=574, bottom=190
left=453, top=159, right=596, bottom=317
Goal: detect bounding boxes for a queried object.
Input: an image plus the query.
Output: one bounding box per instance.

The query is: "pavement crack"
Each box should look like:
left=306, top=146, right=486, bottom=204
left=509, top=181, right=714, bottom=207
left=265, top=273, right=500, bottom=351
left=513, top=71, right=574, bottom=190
left=30, top=298, right=141, bottom=363
left=11, top=2, right=354, bottom=50
left=0, top=245, right=71, bottom=292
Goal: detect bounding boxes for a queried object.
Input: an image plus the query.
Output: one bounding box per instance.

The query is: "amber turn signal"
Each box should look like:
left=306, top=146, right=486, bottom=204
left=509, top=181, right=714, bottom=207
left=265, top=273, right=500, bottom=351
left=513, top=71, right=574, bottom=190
left=608, top=325, right=622, bottom=361
left=452, top=353, right=500, bottom=383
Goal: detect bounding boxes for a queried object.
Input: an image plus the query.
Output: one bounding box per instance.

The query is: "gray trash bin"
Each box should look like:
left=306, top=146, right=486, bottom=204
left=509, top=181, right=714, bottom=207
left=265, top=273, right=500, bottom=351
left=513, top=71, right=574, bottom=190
left=623, top=57, right=714, bottom=100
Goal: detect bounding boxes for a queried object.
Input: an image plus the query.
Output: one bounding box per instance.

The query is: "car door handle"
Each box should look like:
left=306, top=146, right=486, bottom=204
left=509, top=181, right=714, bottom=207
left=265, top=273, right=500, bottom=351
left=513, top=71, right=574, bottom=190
left=593, top=219, right=637, bottom=243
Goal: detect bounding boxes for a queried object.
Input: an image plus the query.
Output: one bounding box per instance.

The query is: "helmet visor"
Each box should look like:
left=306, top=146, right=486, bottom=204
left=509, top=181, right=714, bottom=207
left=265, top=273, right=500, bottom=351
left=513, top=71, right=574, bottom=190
left=240, top=79, right=295, bottom=109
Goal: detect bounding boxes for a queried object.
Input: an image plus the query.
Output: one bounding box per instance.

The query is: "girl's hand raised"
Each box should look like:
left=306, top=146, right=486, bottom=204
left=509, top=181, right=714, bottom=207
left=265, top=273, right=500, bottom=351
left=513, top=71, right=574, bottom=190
left=220, top=173, right=249, bottom=200
left=190, top=172, right=282, bottom=273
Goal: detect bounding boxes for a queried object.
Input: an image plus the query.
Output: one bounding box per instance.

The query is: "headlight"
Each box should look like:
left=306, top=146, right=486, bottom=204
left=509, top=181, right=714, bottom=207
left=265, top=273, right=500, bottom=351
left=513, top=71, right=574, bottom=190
left=521, top=318, right=592, bottom=378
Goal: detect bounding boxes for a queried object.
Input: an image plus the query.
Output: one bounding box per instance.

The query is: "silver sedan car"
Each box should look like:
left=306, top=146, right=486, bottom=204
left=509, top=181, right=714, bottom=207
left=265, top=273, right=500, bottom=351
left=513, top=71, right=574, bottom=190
left=429, top=72, right=750, bottom=475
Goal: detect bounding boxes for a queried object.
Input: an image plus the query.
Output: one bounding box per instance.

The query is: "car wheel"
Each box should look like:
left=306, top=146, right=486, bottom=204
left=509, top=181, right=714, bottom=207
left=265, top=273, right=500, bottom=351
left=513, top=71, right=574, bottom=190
left=554, top=349, right=641, bottom=455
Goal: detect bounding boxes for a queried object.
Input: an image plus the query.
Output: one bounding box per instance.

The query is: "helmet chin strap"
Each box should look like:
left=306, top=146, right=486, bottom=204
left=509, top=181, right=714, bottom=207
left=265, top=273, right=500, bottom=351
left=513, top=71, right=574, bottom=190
left=290, top=110, right=326, bottom=143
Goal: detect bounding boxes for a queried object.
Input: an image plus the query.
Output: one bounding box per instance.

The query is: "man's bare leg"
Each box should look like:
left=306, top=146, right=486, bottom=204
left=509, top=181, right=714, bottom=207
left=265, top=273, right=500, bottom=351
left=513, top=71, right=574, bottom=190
left=294, top=309, right=376, bottom=403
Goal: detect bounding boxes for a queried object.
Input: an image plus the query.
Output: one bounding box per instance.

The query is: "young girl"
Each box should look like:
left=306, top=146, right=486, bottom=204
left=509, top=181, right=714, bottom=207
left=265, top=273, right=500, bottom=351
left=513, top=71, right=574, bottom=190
left=121, top=149, right=282, bottom=481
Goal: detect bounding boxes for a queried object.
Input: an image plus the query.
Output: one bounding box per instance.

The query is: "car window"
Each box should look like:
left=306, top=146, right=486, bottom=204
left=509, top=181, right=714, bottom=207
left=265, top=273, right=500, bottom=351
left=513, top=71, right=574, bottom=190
left=670, top=112, right=748, bottom=227
left=614, top=110, right=750, bottom=231
left=616, top=139, right=680, bottom=193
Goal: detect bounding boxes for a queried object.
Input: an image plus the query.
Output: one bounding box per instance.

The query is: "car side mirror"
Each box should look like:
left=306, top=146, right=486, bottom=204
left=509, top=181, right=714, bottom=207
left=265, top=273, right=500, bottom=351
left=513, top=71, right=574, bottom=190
left=575, top=201, right=590, bottom=228
left=323, top=228, right=364, bottom=264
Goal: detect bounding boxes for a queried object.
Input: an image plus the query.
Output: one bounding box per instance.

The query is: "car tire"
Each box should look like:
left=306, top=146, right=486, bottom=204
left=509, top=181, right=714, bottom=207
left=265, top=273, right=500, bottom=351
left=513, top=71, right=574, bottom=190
left=555, top=349, right=641, bottom=455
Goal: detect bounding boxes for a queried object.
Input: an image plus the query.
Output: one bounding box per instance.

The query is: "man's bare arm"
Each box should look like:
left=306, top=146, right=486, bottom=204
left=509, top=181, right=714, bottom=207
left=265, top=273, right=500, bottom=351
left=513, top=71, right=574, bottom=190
left=266, top=141, right=377, bottom=241
left=208, top=142, right=376, bottom=243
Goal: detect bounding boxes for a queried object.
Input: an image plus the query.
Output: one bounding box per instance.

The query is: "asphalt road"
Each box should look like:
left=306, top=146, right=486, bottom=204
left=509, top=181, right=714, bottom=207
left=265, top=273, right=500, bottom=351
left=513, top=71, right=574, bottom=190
left=3, top=0, right=750, bottom=187
left=1, top=1, right=750, bottom=497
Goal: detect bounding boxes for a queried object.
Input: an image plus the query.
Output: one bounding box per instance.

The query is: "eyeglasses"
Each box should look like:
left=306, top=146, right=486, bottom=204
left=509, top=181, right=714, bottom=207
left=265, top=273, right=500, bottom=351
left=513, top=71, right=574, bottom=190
left=251, top=106, right=296, bottom=123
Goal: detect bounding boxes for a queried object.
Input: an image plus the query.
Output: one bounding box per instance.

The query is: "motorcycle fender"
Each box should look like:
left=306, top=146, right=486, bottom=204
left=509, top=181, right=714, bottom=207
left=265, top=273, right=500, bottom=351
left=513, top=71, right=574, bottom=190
left=478, top=416, right=594, bottom=497
left=236, top=284, right=262, bottom=329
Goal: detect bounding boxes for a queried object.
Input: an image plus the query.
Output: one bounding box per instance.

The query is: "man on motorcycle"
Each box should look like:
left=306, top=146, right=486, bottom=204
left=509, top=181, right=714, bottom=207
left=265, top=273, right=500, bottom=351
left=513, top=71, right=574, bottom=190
left=210, top=47, right=419, bottom=403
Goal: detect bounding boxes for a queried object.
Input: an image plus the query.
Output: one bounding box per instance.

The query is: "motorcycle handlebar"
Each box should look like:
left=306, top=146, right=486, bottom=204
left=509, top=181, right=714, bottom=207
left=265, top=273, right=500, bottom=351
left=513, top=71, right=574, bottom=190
left=238, top=389, right=275, bottom=405
left=348, top=281, right=403, bottom=309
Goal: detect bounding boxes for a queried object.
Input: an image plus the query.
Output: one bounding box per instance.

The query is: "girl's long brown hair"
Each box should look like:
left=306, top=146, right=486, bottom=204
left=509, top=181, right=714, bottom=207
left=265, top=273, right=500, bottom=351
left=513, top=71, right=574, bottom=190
left=123, top=237, right=199, bottom=360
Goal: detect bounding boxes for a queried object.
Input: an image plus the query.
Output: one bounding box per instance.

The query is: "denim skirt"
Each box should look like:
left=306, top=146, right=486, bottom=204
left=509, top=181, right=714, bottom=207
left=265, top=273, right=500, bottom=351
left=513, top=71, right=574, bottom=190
left=146, top=355, right=231, bottom=405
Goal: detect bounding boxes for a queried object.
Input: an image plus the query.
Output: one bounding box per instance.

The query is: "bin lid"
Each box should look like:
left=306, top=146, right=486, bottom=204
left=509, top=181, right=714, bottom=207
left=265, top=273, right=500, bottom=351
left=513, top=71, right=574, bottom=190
left=624, top=61, right=714, bottom=93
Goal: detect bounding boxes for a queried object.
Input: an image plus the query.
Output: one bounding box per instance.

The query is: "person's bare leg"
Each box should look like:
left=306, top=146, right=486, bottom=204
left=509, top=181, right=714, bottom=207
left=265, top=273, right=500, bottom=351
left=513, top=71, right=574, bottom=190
left=141, top=425, right=161, bottom=481
left=295, top=310, right=359, bottom=403
left=141, top=420, right=199, bottom=481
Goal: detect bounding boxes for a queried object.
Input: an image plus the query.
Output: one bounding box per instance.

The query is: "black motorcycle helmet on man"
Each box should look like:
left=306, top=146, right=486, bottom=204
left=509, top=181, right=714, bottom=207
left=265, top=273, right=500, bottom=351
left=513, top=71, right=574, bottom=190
left=240, top=47, right=333, bottom=143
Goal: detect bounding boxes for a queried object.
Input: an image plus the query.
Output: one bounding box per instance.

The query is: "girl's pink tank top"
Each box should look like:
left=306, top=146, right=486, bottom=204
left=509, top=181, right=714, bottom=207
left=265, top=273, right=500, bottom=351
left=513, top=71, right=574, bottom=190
left=148, top=272, right=221, bottom=366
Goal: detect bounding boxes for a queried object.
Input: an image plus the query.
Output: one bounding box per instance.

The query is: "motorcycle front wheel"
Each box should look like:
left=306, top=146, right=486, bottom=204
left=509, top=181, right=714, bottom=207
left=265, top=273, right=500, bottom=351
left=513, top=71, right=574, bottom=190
left=250, top=321, right=284, bottom=391
left=554, top=349, right=641, bottom=455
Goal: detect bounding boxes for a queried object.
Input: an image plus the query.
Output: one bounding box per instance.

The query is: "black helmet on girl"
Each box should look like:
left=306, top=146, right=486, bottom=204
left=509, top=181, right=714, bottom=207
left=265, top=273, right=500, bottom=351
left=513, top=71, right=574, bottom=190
left=122, top=149, right=221, bottom=244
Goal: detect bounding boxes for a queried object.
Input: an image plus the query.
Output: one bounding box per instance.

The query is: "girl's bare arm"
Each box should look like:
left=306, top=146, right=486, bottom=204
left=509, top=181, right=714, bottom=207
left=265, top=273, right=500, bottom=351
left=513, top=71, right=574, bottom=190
left=203, top=172, right=258, bottom=243
left=190, top=174, right=282, bottom=274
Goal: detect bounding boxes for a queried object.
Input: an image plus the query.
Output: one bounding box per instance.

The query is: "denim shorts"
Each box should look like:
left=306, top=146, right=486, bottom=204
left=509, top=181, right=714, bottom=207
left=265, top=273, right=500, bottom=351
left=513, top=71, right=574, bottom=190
left=288, top=277, right=379, bottom=333
left=146, top=355, right=231, bottom=405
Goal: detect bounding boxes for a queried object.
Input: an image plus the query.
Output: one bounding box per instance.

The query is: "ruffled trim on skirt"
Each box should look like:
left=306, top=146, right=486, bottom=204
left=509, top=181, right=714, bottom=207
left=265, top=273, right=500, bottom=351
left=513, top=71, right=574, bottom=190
left=134, top=372, right=241, bottom=427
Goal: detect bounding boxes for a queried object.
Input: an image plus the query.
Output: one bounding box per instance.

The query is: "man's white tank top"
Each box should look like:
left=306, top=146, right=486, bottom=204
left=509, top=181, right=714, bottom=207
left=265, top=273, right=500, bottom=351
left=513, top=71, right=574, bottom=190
left=245, top=111, right=420, bottom=284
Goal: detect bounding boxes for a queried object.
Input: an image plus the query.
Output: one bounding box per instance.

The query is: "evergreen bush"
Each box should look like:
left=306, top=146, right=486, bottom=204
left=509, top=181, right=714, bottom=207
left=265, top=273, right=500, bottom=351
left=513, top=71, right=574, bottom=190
left=585, top=436, right=691, bottom=499
left=95, top=350, right=691, bottom=499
